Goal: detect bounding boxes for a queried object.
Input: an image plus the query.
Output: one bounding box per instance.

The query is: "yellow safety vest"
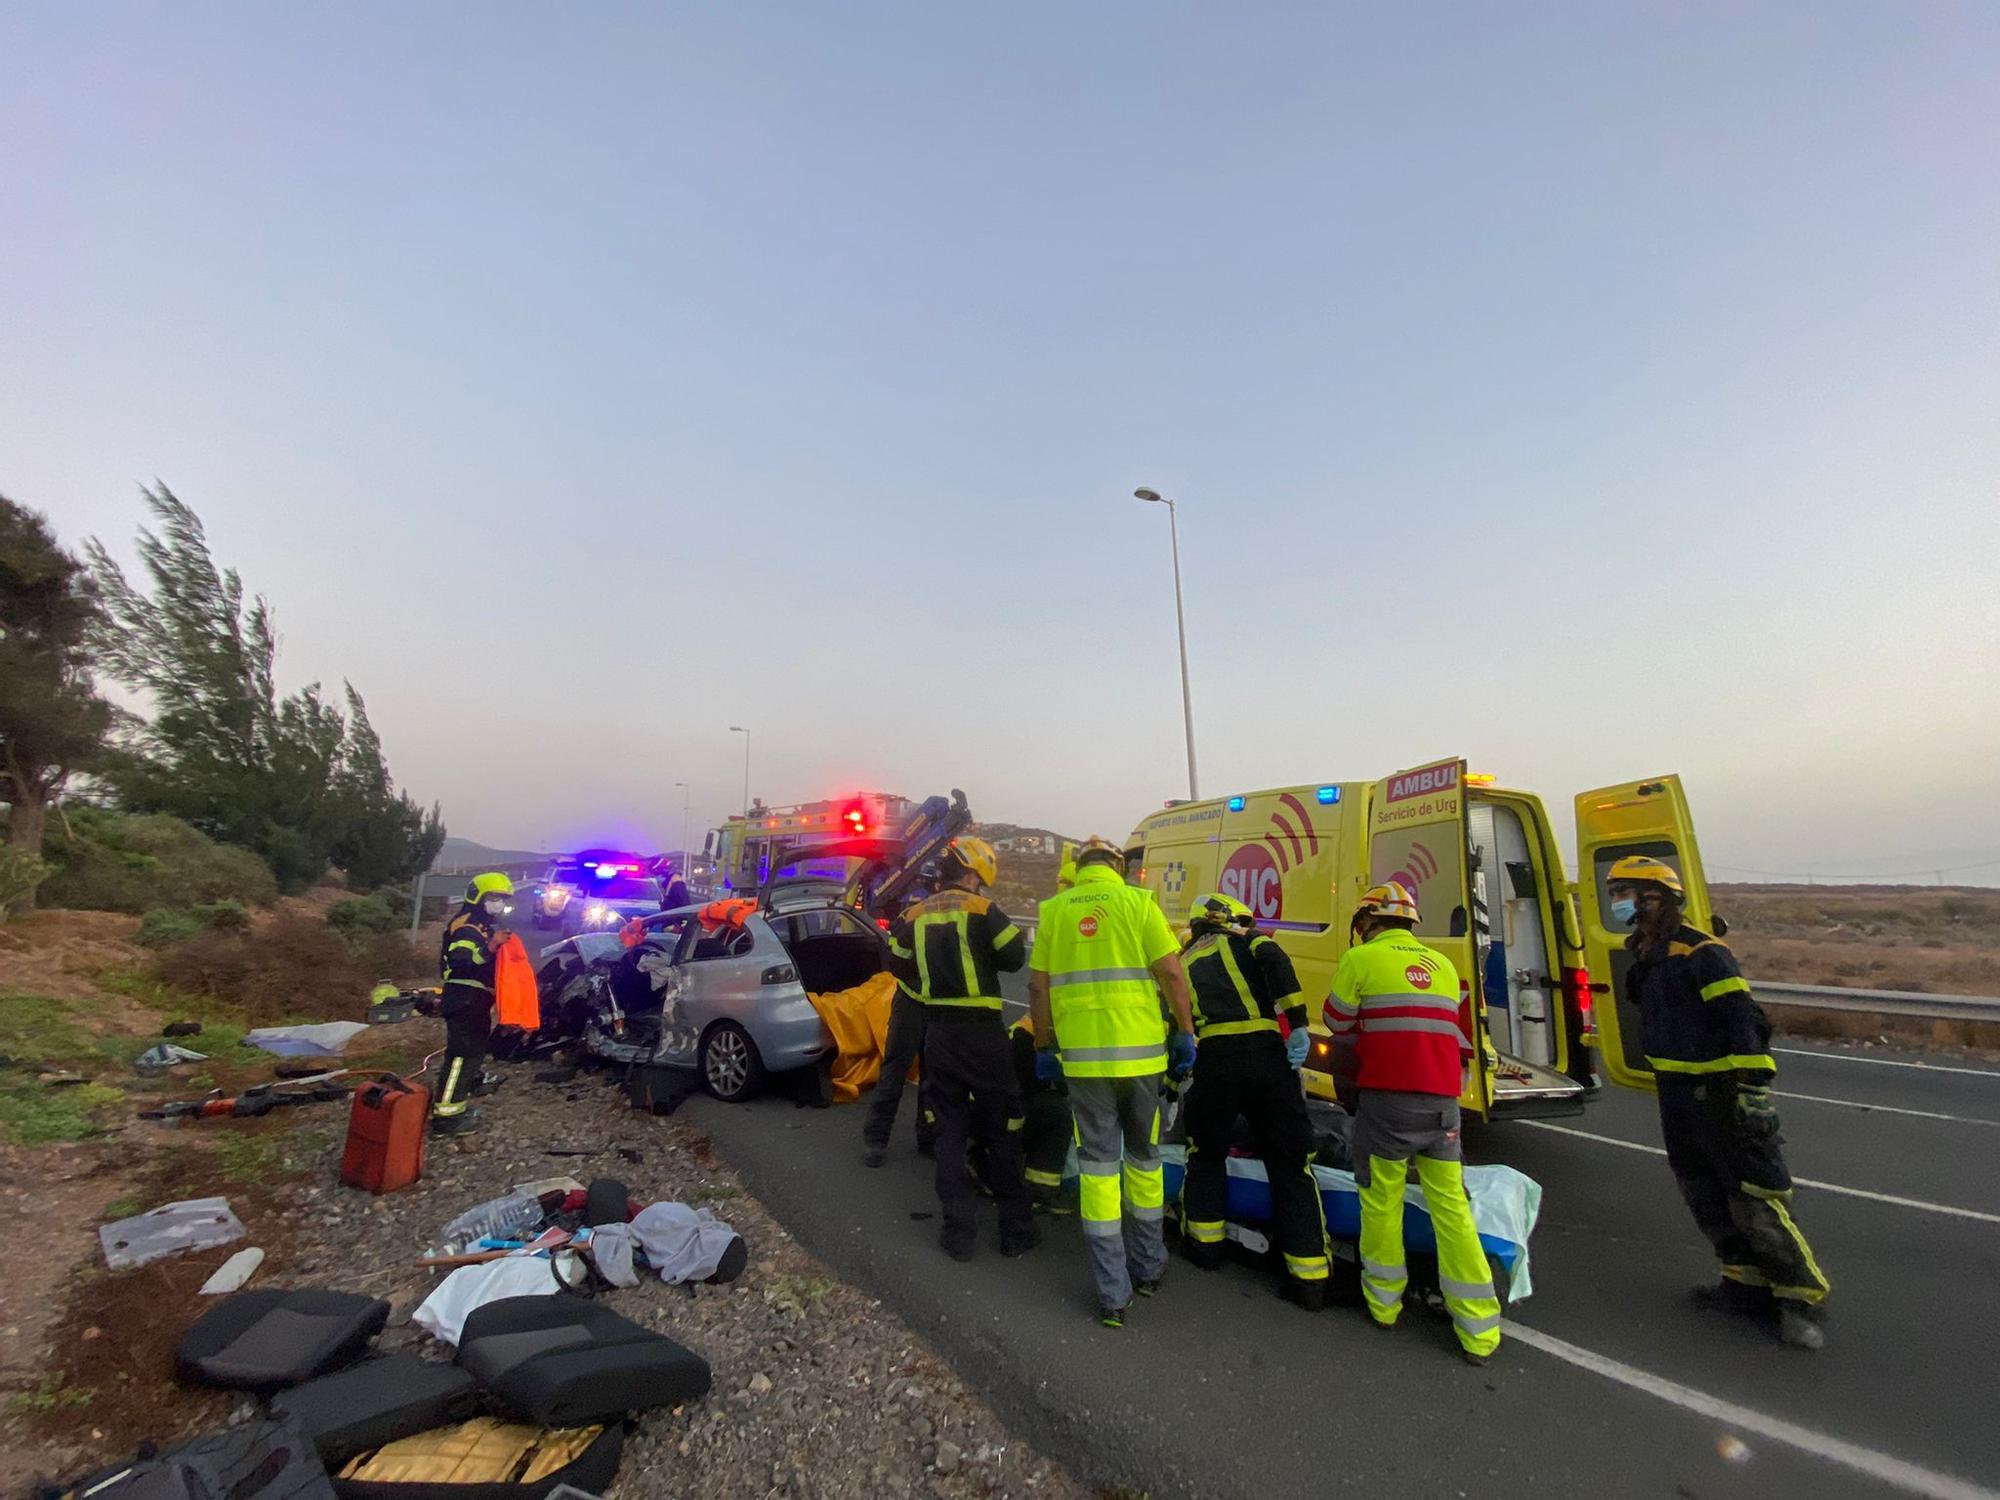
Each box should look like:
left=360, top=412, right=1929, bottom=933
left=1030, top=865, right=1178, bottom=1078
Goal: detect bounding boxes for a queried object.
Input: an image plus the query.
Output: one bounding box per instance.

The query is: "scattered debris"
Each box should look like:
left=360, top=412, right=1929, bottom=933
left=241, top=1021, right=371, bottom=1058
left=199, top=1247, right=266, bottom=1295
left=100, top=1197, right=246, bottom=1271
left=134, top=1042, right=209, bottom=1075
left=162, top=1020, right=205, bottom=1038
left=1717, top=1434, right=1752, bottom=1463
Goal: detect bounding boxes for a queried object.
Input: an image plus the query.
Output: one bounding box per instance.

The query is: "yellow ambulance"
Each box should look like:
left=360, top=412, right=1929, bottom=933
left=1124, top=757, right=1714, bottom=1120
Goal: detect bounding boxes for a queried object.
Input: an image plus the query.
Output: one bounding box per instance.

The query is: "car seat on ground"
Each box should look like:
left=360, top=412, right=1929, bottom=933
left=454, top=1295, right=711, bottom=1427
left=269, top=1354, right=482, bottom=1468
left=177, top=1289, right=392, bottom=1394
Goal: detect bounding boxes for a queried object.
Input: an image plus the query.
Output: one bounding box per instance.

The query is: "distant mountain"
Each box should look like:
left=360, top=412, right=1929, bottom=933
left=433, top=837, right=545, bottom=871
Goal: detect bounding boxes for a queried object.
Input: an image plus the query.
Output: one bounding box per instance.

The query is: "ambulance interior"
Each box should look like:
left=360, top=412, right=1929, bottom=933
left=1465, top=798, right=1586, bottom=1107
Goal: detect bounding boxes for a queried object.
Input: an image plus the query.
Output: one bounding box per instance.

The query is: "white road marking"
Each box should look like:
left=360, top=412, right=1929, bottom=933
left=1517, top=1121, right=2000, bottom=1225
left=1773, top=1046, right=2000, bottom=1079
left=1502, top=1320, right=2000, bottom=1500
left=1775, top=1090, right=2000, bottom=1127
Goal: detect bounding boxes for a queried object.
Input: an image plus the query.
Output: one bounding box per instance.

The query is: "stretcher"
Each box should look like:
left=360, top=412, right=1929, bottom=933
left=1159, top=1144, right=1543, bottom=1300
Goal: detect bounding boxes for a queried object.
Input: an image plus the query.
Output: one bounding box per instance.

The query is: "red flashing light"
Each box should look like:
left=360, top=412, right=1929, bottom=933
left=1564, top=966, right=1595, bottom=1027
left=842, top=801, right=868, bottom=836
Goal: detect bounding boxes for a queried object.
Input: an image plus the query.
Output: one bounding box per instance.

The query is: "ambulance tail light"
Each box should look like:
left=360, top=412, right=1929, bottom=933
left=1565, top=966, right=1596, bottom=1040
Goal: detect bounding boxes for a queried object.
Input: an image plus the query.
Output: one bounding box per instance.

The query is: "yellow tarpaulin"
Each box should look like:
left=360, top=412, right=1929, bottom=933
left=806, top=971, right=906, bottom=1103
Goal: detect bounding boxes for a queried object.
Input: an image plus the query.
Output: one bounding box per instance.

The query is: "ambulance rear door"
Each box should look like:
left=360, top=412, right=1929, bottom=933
left=1573, top=775, right=1714, bottom=1090
left=1366, top=757, right=1486, bottom=1117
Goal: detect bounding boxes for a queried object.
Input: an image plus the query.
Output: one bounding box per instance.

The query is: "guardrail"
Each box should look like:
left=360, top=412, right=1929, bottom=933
left=1752, top=980, right=2000, bottom=1025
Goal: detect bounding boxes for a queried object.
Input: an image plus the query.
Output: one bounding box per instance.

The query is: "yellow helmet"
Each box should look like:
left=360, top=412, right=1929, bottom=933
left=948, top=836, right=998, bottom=888
left=466, top=872, right=515, bottom=903
left=1190, top=891, right=1256, bottom=934
left=1354, top=880, right=1419, bottom=926
left=1608, top=855, right=1684, bottom=899
left=1074, top=836, right=1125, bottom=873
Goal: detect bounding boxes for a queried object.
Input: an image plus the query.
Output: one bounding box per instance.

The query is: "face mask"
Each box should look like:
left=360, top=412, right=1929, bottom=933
left=1609, top=897, right=1638, bottom=928
left=482, top=898, right=506, bottom=917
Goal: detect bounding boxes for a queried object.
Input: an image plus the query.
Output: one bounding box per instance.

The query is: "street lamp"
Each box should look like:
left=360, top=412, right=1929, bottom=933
left=672, top=780, right=691, bottom=867
left=728, top=726, right=750, bottom=821
left=1134, top=488, right=1199, bottom=800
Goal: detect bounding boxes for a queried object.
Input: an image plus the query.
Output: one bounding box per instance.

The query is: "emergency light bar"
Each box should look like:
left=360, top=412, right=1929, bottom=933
left=1316, top=786, right=1340, bottom=804
left=1227, top=796, right=1246, bottom=812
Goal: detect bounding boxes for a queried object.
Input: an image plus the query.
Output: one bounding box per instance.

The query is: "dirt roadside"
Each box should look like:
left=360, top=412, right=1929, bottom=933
left=1, top=1022, right=1091, bottom=1500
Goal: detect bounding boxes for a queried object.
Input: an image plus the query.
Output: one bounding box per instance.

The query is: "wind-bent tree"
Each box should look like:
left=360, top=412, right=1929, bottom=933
left=87, top=485, right=444, bottom=891
left=0, top=497, right=113, bottom=908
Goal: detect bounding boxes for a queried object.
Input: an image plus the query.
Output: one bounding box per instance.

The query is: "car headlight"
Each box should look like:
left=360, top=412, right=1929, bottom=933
left=585, top=903, right=608, bottom=923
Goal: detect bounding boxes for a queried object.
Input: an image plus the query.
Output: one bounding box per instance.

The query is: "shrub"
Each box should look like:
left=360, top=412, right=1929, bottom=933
left=135, top=908, right=201, bottom=948
left=326, top=894, right=401, bottom=939
left=0, top=844, right=48, bottom=919
left=153, top=912, right=429, bottom=1024
left=191, top=899, right=250, bottom=932
left=39, top=807, right=277, bottom=914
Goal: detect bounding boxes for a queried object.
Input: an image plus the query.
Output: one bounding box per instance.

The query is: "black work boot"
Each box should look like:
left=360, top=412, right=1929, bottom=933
left=1284, top=1277, right=1328, bottom=1312
left=429, top=1109, right=482, bottom=1136
left=1690, top=1279, right=1772, bottom=1317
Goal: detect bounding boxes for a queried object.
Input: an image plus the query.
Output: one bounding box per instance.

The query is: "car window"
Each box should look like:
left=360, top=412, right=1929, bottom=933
left=685, top=922, right=756, bottom=962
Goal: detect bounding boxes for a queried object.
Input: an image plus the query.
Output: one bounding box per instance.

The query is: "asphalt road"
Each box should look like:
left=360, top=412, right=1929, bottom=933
left=673, top=1004, right=2000, bottom=1500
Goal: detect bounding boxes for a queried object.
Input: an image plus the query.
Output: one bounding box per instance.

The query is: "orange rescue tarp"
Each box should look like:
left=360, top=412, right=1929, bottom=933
left=494, top=934, right=540, bottom=1031
left=805, top=971, right=903, bottom=1104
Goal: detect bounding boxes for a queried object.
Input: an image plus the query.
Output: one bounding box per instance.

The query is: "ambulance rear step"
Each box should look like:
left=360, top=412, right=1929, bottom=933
left=1490, top=1053, right=1586, bottom=1103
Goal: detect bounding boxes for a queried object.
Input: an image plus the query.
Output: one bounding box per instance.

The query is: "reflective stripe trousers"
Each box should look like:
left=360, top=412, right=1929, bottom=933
left=1658, top=1077, right=1829, bottom=1305
left=1353, top=1089, right=1501, bottom=1357
left=1067, top=1074, right=1168, bottom=1312
left=1181, top=1033, right=1330, bottom=1286
left=923, top=1017, right=1033, bottom=1256
left=431, top=986, right=492, bottom=1119
left=863, top=990, right=936, bottom=1152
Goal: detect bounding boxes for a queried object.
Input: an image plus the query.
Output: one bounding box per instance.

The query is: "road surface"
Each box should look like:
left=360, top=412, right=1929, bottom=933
left=674, top=1008, right=1999, bottom=1500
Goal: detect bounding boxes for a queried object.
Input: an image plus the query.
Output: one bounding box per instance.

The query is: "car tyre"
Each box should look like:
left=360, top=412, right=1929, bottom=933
left=701, top=1021, right=767, bottom=1103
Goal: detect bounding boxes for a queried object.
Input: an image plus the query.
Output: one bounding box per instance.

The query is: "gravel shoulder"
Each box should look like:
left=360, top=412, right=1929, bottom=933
left=7, top=1030, right=1092, bottom=1500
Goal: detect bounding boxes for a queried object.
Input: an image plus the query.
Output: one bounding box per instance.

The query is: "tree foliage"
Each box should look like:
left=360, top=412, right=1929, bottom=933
left=0, top=496, right=114, bottom=910
left=85, top=486, right=444, bottom=891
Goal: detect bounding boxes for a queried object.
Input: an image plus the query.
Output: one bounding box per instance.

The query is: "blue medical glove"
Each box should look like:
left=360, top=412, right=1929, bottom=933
left=1168, top=1030, right=1198, bottom=1078
left=1285, top=1029, right=1311, bottom=1069
left=1035, top=1047, right=1063, bottom=1085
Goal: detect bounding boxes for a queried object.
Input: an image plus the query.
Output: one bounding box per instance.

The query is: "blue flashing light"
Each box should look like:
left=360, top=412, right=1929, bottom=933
left=594, top=865, right=615, bottom=879
left=1316, top=786, right=1340, bottom=805
left=1226, top=795, right=1246, bottom=812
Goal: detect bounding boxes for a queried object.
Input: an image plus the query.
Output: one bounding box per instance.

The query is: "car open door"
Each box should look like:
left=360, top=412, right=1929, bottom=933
left=1366, top=757, right=1489, bottom=1118
left=1573, top=775, right=1714, bottom=1090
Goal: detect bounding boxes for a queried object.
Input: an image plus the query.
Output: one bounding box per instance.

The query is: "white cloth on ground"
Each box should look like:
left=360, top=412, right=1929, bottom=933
left=613, top=1202, right=740, bottom=1285
left=413, top=1254, right=562, bottom=1344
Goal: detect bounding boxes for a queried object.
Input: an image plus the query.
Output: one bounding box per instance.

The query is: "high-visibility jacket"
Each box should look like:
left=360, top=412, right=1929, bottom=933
left=886, top=888, right=1026, bottom=1013
left=1324, top=928, right=1467, bottom=1097
left=1030, top=864, right=1179, bottom=1077
left=439, top=906, right=498, bottom=997
left=1184, top=930, right=1307, bottom=1040
left=1626, top=923, right=1776, bottom=1081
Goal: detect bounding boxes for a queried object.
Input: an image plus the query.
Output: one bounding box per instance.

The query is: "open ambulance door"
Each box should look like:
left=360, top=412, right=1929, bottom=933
left=1573, top=775, right=1714, bottom=1091
left=1366, top=758, right=1488, bottom=1118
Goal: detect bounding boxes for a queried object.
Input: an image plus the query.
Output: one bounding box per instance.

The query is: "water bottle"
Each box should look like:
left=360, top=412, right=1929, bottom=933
left=435, top=1188, right=544, bottom=1255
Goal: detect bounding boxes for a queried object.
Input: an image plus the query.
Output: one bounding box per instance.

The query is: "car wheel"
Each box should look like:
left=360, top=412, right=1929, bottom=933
left=700, top=1021, right=766, bottom=1103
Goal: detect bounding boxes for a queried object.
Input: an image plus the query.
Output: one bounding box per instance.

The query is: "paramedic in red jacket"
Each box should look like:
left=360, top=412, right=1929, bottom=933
left=1325, top=882, right=1501, bottom=1365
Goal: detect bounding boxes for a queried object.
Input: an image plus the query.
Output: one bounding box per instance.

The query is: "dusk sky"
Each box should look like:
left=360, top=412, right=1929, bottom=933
left=6, top=3, right=1997, bottom=882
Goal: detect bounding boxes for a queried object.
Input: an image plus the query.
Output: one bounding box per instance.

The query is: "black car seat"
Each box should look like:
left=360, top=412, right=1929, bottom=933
left=178, top=1289, right=391, bottom=1394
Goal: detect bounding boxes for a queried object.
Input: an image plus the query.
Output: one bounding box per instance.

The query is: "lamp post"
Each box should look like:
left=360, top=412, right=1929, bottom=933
left=728, top=726, right=750, bottom=821
left=1133, top=488, right=1198, bottom=801
left=672, top=780, right=691, bottom=867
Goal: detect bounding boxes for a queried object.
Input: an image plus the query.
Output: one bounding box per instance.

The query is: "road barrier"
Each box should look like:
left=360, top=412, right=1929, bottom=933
left=1753, top=980, right=2000, bottom=1025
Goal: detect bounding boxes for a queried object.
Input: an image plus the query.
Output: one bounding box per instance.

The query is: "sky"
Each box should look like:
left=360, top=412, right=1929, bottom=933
left=4, top=2, right=1997, bottom=883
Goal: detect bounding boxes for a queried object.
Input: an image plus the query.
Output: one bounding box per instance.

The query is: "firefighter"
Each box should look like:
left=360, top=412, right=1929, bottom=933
left=863, top=928, right=937, bottom=1168
left=1611, top=855, right=1829, bottom=1350
left=431, top=873, right=513, bottom=1135
left=884, top=837, right=1034, bottom=1261
left=1178, top=893, right=1332, bottom=1308
left=1029, top=837, right=1197, bottom=1327
left=1325, top=882, right=1501, bottom=1364
left=1008, top=1016, right=1074, bottom=1214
